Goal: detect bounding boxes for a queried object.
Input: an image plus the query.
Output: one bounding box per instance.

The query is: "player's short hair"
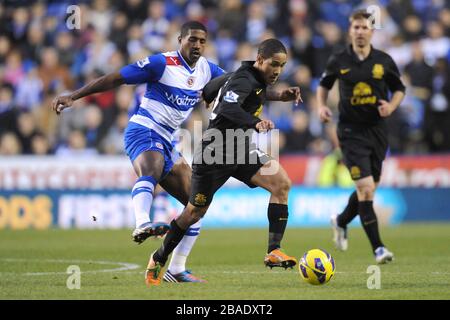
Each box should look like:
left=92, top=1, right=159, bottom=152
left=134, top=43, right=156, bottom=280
left=180, top=21, right=207, bottom=37
left=257, top=39, right=287, bottom=59
left=349, top=10, right=372, bottom=23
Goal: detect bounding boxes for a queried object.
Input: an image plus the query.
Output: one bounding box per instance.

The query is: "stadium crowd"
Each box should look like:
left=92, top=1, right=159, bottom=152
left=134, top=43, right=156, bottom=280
left=0, top=0, right=449, bottom=157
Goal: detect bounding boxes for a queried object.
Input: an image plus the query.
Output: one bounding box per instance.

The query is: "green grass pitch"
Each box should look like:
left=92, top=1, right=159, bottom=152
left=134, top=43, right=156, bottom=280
left=1, top=224, right=449, bottom=300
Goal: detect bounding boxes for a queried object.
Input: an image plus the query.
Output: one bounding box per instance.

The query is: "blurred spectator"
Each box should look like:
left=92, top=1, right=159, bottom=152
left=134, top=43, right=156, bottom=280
left=55, top=129, right=98, bottom=156
left=312, top=22, right=344, bottom=77
left=101, top=111, right=128, bottom=155
left=126, top=23, right=145, bottom=58
left=14, top=68, right=43, bottom=111
left=55, top=31, right=75, bottom=67
left=215, top=29, right=238, bottom=70
left=425, top=58, right=450, bottom=152
left=83, top=105, right=106, bottom=150
left=3, top=50, right=25, bottom=86
left=291, top=25, right=315, bottom=71
left=88, top=0, right=113, bottom=37
left=15, top=111, right=41, bottom=154
left=10, top=7, right=29, bottom=43
left=0, top=0, right=449, bottom=156
left=421, top=20, right=450, bottom=65
left=142, top=0, right=170, bottom=53
left=0, top=35, right=12, bottom=64
left=117, top=0, right=148, bottom=24
left=0, top=132, right=22, bottom=155
left=245, top=1, right=267, bottom=45
left=110, top=12, right=129, bottom=54
left=38, top=47, right=73, bottom=94
left=217, top=0, right=246, bottom=41
left=282, top=110, right=314, bottom=153
left=0, top=83, right=18, bottom=133
left=31, top=132, right=52, bottom=155
left=402, top=14, right=424, bottom=41
left=23, top=23, right=45, bottom=62
left=82, top=30, right=116, bottom=76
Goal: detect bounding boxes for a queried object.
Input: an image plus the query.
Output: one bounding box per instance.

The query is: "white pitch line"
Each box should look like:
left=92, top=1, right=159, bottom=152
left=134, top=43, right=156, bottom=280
left=0, top=258, right=141, bottom=276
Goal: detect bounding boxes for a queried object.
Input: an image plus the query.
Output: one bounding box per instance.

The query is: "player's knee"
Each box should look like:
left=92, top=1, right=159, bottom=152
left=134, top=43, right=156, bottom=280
left=136, top=162, right=161, bottom=179
left=271, top=176, right=291, bottom=201
left=356, top=184, right=375, bottom=200
left=190, top=206, right=207, bottom=223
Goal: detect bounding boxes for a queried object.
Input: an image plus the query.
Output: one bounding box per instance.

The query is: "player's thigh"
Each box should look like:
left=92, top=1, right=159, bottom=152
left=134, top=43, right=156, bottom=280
left=159, top=156, right=192, bottom=206
left=125, top=123, right=167, bottom=180
left=339, top=139, right=373, bottom=181
left=132, top=150, right=165, bottom=180
left=248, top=160, right=291, bottom=193
left=188, top=164, right=232, bottom=207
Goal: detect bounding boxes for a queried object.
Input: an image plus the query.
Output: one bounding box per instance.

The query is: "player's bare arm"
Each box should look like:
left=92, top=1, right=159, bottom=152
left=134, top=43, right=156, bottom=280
left=316, top=86, right=333, bottom=123
left=52, top=72, right=125, bottom=114
left=378, top=91, right=405, bottom=117
left=266, top=87, right=303, bottom=105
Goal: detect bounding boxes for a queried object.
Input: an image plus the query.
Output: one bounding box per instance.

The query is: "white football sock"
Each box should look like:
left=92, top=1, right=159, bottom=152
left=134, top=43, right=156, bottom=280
left=131, top=176, right=156, bottom=228
left=168, top=219, right=201, bottom=274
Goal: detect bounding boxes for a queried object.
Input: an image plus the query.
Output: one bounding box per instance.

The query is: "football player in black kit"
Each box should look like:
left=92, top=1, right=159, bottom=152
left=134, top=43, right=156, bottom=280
left=316, top=11, right=406, bottom=264
left=145, top=38, right=302, bottom=286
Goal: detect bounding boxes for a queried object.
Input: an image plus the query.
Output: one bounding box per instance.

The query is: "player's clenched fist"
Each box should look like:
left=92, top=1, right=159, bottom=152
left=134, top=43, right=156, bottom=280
left=52, top=95, right=74, bottom=115
left=256, top=119, right=275, bottom=132
left=318, top=105, right=333, bottom=123
left=377, top=99, right=394, bottom=117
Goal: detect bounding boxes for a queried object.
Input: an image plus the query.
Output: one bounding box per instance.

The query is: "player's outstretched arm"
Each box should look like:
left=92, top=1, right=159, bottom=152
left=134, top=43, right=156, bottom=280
left=266, top=87, right=302, bottom=105
left=52, top=72, right=125, bottom=114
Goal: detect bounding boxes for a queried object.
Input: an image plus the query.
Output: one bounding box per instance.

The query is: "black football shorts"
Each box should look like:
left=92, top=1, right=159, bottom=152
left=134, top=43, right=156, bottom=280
left=189, top=148, right=272, bottom=207
left=337, top=123, right=388, bottom=182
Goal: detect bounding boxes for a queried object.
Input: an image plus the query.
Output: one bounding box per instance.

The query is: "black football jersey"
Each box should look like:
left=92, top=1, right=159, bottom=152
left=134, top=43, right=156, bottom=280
left=320, top=45, right=405, bottom=125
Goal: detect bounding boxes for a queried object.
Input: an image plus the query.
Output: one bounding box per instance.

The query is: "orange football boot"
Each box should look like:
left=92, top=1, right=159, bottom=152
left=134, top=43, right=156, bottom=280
left=264, top=248, right=297, bottom=269
left=145, top=252, right=165, bottom=286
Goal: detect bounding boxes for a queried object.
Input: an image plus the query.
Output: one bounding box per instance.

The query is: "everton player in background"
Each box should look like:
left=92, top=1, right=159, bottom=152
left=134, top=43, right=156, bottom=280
left=316, top=11, right=405, bottom=264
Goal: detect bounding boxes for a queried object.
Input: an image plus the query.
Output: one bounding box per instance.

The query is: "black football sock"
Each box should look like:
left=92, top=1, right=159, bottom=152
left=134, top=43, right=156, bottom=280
left=267, top=203, right=289, bottom=253
left=358, top=201, right=384, bottom=252
left=153, top=219, right=187, bottom=265
left=337, top=191, right=359, bottom=228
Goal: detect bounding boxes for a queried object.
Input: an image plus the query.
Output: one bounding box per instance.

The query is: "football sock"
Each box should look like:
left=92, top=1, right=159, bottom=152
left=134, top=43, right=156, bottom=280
left=168, top=220, right=201, bottom=274
left=337, top=191, right=358, bottom=228
left=131, top=176, right=156, bottom=228
left=154, top=219, right=187, bottom=265
left=267, top=203, right=289, bottom=253
left=151, top=191, right=170, bottom=223
left=358, top=201, right=384, bottom=252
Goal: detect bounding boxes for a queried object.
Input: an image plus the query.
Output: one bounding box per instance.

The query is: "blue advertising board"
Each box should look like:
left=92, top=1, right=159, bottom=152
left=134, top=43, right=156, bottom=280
left=0, top=187, right=448, bottom=229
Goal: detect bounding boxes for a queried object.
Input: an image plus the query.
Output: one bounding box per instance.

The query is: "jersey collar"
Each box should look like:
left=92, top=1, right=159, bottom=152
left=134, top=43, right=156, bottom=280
left=348, top=44, right=374, bottom=63
left=241, top=61, right=267, bottom=86
left=177, top=50, right=196, bottom=74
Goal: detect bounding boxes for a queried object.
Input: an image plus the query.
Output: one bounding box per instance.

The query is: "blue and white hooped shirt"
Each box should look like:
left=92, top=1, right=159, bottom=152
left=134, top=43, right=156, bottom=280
left=120, top=51, right=224, bottom=144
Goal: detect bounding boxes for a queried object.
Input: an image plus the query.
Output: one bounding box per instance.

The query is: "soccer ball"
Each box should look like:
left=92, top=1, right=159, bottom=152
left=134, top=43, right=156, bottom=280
left=299, top=249, right=335, bottom=285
